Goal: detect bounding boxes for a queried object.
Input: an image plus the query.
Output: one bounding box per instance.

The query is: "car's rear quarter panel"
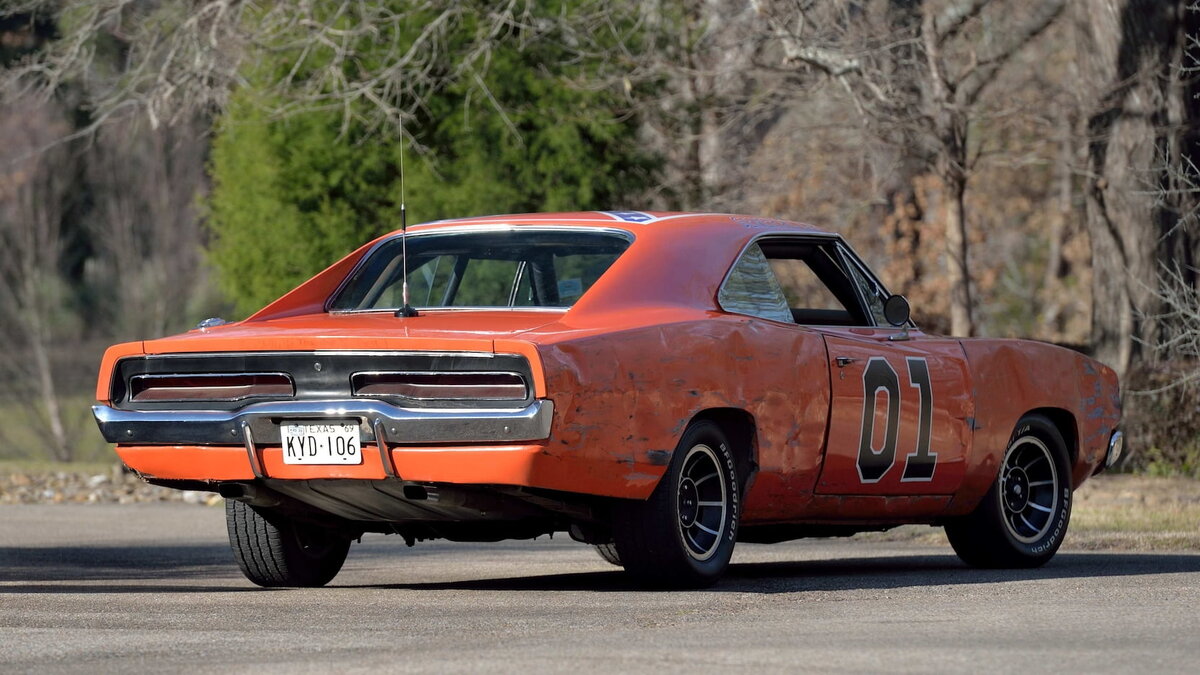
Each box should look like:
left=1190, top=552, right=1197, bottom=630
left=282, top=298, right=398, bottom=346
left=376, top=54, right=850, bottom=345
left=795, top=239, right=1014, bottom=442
left=535, top=313, right=832, bottom=521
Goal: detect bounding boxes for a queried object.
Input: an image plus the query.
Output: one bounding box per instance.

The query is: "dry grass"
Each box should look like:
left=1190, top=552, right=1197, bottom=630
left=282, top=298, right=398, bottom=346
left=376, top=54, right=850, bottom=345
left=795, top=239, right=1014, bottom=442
left=856, top=475, right=1200, bottom=551
left=1068, top=475, right=1200, bottom=551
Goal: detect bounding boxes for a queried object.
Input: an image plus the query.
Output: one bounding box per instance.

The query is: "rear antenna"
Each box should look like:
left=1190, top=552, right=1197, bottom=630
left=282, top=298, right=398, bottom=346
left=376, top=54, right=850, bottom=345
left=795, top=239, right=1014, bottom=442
left=395, top=113, right=419, bottom=318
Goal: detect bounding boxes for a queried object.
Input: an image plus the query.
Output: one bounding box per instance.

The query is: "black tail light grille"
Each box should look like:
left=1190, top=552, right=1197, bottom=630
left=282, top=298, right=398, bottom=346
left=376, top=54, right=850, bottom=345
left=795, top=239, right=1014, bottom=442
left=129, top=373, right=294, bottom=402
left=351, top=372, right=528, bottom=401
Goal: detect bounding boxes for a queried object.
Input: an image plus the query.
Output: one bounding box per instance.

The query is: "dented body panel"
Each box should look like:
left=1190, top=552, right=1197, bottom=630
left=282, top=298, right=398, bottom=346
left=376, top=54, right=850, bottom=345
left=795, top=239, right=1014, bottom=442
left=94, top=211, right=1121, bottom=535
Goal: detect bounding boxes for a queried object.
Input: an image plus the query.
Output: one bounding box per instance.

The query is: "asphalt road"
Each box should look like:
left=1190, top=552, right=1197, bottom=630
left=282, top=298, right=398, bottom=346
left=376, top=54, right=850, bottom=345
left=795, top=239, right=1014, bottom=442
left=1, top=504, right=1197, bottom=674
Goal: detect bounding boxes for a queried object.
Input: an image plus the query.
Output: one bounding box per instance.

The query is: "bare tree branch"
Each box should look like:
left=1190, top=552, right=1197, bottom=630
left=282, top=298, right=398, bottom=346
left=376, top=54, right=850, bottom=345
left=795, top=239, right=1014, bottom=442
left=933, top=0, right=990, bottom=45
left=0, top=0, right=563, bottom=141
left=956, top=0, right=1068, bottom=105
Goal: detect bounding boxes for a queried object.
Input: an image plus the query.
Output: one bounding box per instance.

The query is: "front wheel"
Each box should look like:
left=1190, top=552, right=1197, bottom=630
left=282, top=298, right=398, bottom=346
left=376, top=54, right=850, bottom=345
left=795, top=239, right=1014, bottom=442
left=945, top=414, right=1072, bottom=568
left=226, top=500, right=351, bottom=587
left=612, top=420, right=741, bottom=588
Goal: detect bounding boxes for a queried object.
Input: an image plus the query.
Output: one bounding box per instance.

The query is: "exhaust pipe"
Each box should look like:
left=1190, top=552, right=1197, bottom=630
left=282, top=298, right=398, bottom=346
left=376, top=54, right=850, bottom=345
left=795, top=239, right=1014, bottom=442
left=217, top=482, right=280, bottom=507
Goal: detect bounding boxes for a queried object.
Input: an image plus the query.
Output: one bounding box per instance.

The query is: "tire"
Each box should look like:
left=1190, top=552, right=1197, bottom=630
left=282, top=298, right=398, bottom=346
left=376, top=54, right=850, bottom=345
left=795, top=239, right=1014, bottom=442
left=225, top=499, right=351, bottom=587
left=612, top=420, right=741, bottom=588
left=945, top=414, right=1072, bottom=568
left=594, top=543, right=622, bottom=566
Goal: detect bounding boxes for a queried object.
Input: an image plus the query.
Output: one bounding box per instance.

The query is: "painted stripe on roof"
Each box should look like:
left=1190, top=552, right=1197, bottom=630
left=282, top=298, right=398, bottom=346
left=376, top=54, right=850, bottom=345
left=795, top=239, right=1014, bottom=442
left=597, top=211, right=658, bottom=223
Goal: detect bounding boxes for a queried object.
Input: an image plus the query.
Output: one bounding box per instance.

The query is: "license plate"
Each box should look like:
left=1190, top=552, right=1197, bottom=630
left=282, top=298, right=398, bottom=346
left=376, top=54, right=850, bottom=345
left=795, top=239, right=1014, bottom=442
left=281, top=422, right=362, bottom=465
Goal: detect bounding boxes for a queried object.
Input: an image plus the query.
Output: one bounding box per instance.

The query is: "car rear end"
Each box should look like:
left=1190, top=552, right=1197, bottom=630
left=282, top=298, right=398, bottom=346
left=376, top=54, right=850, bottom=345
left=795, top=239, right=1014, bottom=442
left=94, top=338, right=575, bottom=531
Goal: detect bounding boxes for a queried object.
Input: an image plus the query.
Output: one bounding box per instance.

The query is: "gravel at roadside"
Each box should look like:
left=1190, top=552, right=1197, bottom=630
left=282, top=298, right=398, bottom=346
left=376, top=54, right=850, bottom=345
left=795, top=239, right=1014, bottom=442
left=0, top=464, right=222, bottom=506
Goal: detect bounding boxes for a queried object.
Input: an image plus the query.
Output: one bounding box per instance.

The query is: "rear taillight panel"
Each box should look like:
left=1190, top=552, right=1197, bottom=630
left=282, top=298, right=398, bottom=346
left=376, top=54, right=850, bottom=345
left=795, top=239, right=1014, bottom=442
left=112, top=352, right=536, bottom=411
left=129, top=373, right=294, bottom=402
left=351, top=372, right=528, bottom=401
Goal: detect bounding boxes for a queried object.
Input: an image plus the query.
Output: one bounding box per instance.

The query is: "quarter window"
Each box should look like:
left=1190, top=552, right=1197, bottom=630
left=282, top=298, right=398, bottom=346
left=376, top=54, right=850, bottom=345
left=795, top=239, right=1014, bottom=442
left=717, top=244, right=793, bottom=323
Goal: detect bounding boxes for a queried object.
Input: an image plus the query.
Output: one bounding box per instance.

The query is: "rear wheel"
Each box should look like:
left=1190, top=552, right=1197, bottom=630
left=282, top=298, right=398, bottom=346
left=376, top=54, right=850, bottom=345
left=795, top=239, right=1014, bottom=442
left=612, top=420, right=741, bottom=588
left=945, top=414, right=1072, bottom=568
left=225, top=500, right=351, bottom=587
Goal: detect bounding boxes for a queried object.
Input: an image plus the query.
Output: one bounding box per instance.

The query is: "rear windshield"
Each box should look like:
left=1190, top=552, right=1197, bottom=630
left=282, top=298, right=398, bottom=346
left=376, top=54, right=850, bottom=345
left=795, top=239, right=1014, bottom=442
left=329, top=229, right=632, bottom=311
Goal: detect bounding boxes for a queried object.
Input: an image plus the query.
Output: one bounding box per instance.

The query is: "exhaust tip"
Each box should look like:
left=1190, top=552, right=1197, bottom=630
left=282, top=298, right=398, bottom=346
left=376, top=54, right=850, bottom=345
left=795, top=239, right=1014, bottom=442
left=218, top=483, right=247, bottom=500
left=402, top=484, right=428, bottom=501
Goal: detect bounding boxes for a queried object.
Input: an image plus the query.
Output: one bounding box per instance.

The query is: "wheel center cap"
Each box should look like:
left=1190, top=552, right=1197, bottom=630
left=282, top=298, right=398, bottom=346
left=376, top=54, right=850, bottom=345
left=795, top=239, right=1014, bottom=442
left=1003, top=467, right=1031, bottom=513
left=678, top=478, right=699, bottom=527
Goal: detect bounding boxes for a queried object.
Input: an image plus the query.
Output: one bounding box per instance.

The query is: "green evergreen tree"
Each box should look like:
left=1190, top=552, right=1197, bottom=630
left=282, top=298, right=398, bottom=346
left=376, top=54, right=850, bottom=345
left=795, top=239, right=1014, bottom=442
left=208, top=2, right=657, bottom=316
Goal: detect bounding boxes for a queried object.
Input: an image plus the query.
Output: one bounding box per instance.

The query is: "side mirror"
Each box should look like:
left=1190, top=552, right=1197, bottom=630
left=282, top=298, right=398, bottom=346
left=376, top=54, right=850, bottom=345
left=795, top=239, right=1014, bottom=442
left=883, top=295, right=910, bottom=327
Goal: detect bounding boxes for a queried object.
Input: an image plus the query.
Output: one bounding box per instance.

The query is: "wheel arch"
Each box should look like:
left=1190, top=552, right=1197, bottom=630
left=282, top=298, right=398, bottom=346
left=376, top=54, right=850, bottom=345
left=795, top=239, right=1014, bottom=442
left=688, top=407, right=758, bottom=491
left=1023, top=407, right=1078, bottom=466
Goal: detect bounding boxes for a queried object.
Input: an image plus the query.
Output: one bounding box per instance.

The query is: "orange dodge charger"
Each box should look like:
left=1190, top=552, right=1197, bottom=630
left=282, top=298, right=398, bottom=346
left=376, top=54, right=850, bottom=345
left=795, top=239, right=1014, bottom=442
left=94, top=211, right=1123, bottom=588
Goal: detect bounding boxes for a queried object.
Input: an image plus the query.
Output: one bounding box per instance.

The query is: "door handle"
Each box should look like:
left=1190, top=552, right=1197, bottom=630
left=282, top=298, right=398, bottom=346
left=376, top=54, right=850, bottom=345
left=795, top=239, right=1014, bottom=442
left=835, top=356, right=858, bottom=368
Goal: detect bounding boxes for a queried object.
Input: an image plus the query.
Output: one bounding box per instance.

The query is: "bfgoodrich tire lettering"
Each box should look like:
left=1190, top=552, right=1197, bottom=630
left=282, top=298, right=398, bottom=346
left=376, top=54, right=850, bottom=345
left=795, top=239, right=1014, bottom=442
left=945, top=414, right=1072, bottom=568
left=612, top=420, right=741, bottom=588
left=226, top=499, right=351, bottom=587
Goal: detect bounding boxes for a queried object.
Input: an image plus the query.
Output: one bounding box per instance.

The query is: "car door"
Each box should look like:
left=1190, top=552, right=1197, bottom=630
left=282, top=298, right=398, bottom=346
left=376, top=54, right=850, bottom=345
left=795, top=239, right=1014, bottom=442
left=752, top=237, right=974, bottom=496
left=817, top=328, right=974, bottom=495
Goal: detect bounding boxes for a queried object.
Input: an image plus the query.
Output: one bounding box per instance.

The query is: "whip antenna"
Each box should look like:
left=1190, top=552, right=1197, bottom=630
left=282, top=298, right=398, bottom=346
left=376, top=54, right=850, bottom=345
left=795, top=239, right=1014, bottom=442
left=396, top=113, right=419, bottom=318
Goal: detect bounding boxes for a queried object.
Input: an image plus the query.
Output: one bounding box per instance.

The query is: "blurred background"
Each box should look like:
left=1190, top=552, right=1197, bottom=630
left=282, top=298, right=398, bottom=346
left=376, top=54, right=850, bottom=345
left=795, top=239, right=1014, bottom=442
left=0, top=0, right=1196, bottom=475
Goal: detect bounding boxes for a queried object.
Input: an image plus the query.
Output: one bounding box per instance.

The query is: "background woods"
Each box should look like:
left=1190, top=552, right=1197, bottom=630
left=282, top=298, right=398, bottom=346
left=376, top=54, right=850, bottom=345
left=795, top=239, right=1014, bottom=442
left=0, top=0, right=1197, bottom=473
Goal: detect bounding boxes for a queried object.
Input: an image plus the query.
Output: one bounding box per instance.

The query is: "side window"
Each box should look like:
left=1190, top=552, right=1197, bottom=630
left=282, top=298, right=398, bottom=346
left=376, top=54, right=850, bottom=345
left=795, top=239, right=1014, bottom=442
left=768, top=257, right=847, bottom=313
left=758, top=239, right=871, bottom=326
left=840, top=249, right=891, bottom=326
left=718, top=244, right=794, bottom=323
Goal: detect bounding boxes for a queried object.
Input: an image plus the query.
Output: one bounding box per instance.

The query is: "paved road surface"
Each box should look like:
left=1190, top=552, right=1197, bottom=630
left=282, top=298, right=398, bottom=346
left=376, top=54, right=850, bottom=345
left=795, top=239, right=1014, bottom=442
left=1, top=504, right=1197, bottom=674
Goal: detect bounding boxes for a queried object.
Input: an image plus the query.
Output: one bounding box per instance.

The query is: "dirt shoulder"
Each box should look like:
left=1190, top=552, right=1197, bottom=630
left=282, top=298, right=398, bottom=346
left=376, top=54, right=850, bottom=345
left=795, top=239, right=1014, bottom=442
left=1068, top=474, right=1200, bottom=551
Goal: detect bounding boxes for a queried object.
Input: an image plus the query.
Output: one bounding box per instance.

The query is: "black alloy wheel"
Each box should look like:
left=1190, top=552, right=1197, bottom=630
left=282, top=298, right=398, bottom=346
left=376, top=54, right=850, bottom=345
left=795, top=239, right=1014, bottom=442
left=612, top=420, right=741, bottom=588
left=945, top=414, right=1072, bottom=568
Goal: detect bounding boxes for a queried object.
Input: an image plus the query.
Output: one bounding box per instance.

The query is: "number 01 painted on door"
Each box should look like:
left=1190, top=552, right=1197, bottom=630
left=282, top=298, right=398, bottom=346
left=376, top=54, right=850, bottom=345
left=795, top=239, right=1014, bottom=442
left=857, top=357, right=936, bottom=483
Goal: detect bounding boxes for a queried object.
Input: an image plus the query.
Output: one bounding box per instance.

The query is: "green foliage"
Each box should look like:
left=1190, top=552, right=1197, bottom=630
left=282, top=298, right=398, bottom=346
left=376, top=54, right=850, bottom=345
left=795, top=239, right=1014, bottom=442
left=208, top=1, right=657, bottom=316
left=208, top=101, right=403, bottom=315
left=1143, top=447, right=1200, bottom=480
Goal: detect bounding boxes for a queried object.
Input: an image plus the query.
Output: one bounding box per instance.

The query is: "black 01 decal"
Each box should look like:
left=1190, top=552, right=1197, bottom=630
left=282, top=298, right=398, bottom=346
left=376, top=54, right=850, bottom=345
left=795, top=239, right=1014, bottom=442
left=901, top=357, right=936, bottom=481
left=856, top=357, right=936, bottom=483
left=856, top=359, right=900, bottom=482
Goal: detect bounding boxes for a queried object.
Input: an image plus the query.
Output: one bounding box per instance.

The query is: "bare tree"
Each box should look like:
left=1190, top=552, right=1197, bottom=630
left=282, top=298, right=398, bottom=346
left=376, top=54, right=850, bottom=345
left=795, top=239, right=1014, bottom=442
left=610, top=1, right=780, bottom=210
left=83, top=115, right=214, bottom=340
left=0, top=97, right=81, bottom=461
left=1077, top=0, right=1200, bottom=377
left=1, top=0, right=589, bottom=144
left=750, top=0, right=1068, bottom=336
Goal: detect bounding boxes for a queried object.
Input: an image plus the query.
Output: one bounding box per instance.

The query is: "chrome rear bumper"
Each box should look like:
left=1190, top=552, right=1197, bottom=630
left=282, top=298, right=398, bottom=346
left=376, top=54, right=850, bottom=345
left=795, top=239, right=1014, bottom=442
left=93, top=399, right=554, bottom=446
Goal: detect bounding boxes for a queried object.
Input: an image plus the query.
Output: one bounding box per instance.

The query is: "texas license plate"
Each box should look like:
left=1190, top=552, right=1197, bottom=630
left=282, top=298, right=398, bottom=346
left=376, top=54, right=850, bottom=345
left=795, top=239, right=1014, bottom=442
left=280, top=422, right=362, bottom=465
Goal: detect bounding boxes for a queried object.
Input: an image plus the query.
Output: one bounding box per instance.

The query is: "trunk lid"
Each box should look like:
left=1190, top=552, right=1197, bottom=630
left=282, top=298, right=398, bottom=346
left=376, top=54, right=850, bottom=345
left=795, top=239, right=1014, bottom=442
left=142, top=310, right=563, bottom=354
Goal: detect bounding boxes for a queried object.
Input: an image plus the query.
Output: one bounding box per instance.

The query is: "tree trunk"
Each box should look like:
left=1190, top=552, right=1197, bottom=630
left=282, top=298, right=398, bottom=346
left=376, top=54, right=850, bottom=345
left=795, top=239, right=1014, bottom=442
left=1079, top=0, right=1186, bottom=376
left=30, top=324, right=71, bottom=463
left=943, top=166, right=974, bottom=336
left=1040, top=108, right=1074, bottom=335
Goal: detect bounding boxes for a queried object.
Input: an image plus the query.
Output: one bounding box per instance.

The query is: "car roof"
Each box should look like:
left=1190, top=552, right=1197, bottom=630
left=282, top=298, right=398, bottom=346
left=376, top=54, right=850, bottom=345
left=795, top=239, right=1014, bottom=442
left=246, top=211, right=848, bottom=324
left=400, top=211, right=835, bottom=237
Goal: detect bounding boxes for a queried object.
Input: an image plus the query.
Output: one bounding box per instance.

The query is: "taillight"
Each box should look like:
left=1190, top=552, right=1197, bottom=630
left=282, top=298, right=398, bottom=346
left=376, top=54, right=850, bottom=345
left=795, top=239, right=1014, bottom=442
left=129, top=373, right=294, bottom=402
left=351, top=372, right=527, bottom=401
